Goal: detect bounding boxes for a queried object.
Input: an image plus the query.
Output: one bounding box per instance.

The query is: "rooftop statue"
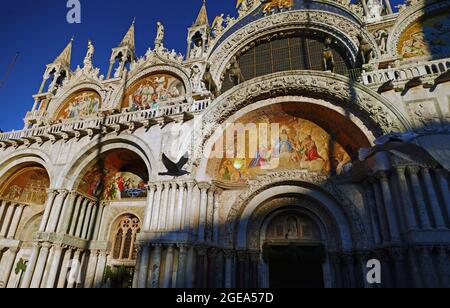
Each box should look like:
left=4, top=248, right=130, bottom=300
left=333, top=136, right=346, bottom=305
left=155, top=21, right=165, bottom=47
left=83, top=40, right=95, bottom=67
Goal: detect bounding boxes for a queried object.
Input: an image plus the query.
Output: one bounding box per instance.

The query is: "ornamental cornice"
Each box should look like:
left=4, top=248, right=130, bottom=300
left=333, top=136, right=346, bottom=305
left=208, top=9, right=379, bottom=82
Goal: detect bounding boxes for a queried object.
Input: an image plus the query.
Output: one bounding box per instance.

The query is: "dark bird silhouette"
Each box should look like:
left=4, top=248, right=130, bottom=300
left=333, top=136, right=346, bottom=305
left=159, top=153, right=190, bottom=177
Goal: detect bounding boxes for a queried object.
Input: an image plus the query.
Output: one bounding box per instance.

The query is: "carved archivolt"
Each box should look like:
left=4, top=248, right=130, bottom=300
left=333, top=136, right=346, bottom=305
left=208, top=9, right=380, bottom=82
left=387, top=0, right=450, bottom=58
left=224, top=170, right=369, bottom=250
left=198, top=71, right=411, bottom=158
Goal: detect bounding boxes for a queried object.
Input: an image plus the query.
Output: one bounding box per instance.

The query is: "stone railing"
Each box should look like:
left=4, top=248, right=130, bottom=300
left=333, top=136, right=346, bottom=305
left=361, top=58, right=450, bottom=86
left=0, top=99, right=211, bottom=146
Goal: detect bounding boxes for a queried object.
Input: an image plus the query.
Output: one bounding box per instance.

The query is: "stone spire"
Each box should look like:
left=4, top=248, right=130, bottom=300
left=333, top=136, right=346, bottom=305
left=119, top=18, right=136, bottom=53
left=194, top=0, right=209, bottom=26
left=53, top=37, right=73, bottom=67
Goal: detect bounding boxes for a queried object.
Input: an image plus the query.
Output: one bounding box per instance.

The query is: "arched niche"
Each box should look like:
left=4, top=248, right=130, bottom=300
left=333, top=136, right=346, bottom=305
left=121, top=72, right=187, bottom=111
left=53, top=89, right=102, bottom=121
left=206, top=102, right=370, bottom=183
left=75, top=149, right=149, bottom=201
left=0, top=165, right=50, bottom=206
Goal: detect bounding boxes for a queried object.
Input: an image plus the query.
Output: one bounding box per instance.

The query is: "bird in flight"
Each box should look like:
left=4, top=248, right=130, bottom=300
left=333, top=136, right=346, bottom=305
left=159, top=153, right=190, bottom=177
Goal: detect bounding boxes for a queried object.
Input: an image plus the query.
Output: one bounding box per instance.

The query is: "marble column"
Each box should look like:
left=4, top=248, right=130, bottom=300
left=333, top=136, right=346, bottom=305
left=21, top=243, right=40, bottom=288
left=150, top=244, right=162, bottom=288
left=30, top=242, right=51, bottom=288
left=435, top=170, right=450, bottom=221
left=138, top=244, right=150, bottom=288
left=364, top=182, right=382, bottom=245
left=213, top=189, right=222, bottom=245
left=158, top=183, right=170, bottom=231
left=45, top=244, right=64, bottom=288
left=176, top=182, right=186, bottom=231
left=435, top=246, right=450, bottom=288
left=184, top=182, right=194, bottom=233
left=68, top=196, right=83, bottom=236
left=0, top=247, right=18, bottom=288
left=143, top=184, right=156, bottom=231
left=197, top=183, right=210, bottom=242
left=92, top=203, right=105, bottom=241
left=47, top=190, right=68, bottom=233
left=249, top=251, right=260, bottom=288
left=66, top=249, right=82, bottom=289
left=395, top=167, right=418, bottom=230
left=57, top=192, right=77, bottom=234
left=406, top=247, right=422, bottom=288
left=416, top=246, right=438, bottom=288
left=39, top=190, right=58, bottom=232
left=206, top=188, right=215, bottom=243
left=93, top=251, right=108, bottom=288
left=176, top=244, right=187, bottom=288
left=224, top=249, right=235, bottom=289
left=341, top=253, right=356, bottom=288
left=75, top=199, right=89, bottom=238
left=421, top=168, right=446, bottom=229
left=167, top=183, right=178, bottom=231
left=408, top=167, right=432, bottom=229
left=370, top=179, right=390, bottom=243
left=196, top=246, right=207, bottom=288
left=389, top=248, right=407, bottom=288
left=162, top=245, right=175, bottom=288
left=329, top=253, right=343, bottom=288
left=86, top=203, right=99, bottom=240
left=186, top=246, right=195, bottom=288
left=7, top=204, right=25, bottom=239
left=81, top=202, right=94, bottom=239
left=215, top=250, right=225, bottom=288
left=84, top=250, right=99, bottom=288
left=0, top=200, right=7, bottom=226
left=150, top=184, right=163, bottom=231
left=207, top=248, right=218, bottom=288
left=0, top=203, right=15, bottom=238
left=376, top=172, right=400, bottom=242
left=57, top=248, right=73, bottom=288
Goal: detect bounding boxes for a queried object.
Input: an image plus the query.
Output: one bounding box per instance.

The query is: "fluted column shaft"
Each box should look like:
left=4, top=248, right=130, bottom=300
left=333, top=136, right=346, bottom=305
left=75, top=199, right=89, bottom=238
left=58, top=192, right=77, bottom=234
left=21, top=243, right=40, bottom=288
left=138, top=245, right=150, bottom=288
left=0, top=203, right=15, bottom=237
left=206, top=188, right=215, bottom=243
left=57, top=248, right=73, bottom=288
left=159, top=183, right=170, bottom=231
left=47, top=190, right=68, bottom=233
left=0, top=247, right=18, bottom=288
left=68, top=196, right=83, bottom=236
left=176, top=183, right=186, bottom=231
left=176, top=245, right=187, bottom=288
left=421, top=168, right=446, bottom=229
left=7, top=204, right=25, bottom=239
left=213, top=189, right=222, bottom=244
left=377, top=172, right=400, bottom=242
left=184, top=182, right=194, bottom=233
left=39, top=190, right=58, bottom=232
left=143, top=185, right=156, bottom=231
left=224, top=250, right=234, bottom=288
left=66, top=249, right=82, bottom=289
left=408, top=167, right=432, bottom=229
left=92, top=203, right=105, bottom=241
left=30, top=243, right=51, bottom=288
left=81, top=202, right=94, bottom=239
left=197, top=183, right=210, bottom=242
left=0, top=200, right=8, bottom=227
left=167, top=183, right=178, bottom=231
left=150, top=184, right=163, bottom=230
left=150, top=244, right=162, bottom=288
left=84, top=250, right=99, bottom=288
left=435, top=170, right=450, bottom=221
left=395, top=168, right=418, bottom=230
left=45, top=244, right=64, bottom=288
left=162, top=245, right=175, bottom=288
left=371, top=180, right=389, bottom=243
left=87, top=203, right=99, bottom=240
left=93, top=252, right=108, bottom=288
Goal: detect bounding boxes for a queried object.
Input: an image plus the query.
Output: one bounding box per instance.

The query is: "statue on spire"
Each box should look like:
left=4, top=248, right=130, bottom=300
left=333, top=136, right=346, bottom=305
left=155, top=21, right=165, bottom=48
left=83, top=40, right=95, bottom=68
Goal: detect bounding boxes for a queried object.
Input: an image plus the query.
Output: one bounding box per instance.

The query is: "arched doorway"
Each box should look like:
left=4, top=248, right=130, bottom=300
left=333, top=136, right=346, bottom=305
left=262, top=209, right=325, bottom=288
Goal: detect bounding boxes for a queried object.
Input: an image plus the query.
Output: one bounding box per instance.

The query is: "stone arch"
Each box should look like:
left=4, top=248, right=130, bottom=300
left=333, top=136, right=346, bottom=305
left=47, top=82, right=105, bottom=120
left=387, top=0, right=450, bottom=58
left=208, top=10, right=380, bottom=84
left=225, top=172, right=369, bottom=251
left=124, top=64, right=193, bottom=99
left=56, top=134, right=157, bottom=190
left=18, top=213, right=43, bottom=243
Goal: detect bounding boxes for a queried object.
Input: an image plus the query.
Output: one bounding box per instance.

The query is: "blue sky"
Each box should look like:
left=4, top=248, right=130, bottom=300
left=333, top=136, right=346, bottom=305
left=0, top=0, right=402, bottom=132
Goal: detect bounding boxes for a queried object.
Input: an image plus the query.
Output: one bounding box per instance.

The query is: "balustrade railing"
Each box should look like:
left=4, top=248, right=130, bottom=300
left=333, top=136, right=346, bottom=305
left=0, top=99, right=210, bottom=142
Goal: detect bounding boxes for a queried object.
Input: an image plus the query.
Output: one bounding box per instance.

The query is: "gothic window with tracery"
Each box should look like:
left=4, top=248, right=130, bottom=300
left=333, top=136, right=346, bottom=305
left=112, top=215, right=141, bottom=260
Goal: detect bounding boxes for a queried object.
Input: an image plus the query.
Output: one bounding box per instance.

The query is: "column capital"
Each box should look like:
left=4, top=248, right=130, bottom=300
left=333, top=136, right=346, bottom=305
left=236, top=250, right=248, bottom=261
left=57, top=189, right=69, bottom=196
left=196, top=245, right=208, bottom=256
left=145, top=183, right=157, bottom=191
left=434, top=169, right=449, bottom=177
left=186, top=181, right=196, bottom=190
left=223, top=249, right=235, bottom=259
left=177, top=244, right=188, bottom=252
left=407, top=165, right=422, bottom=175
left=8, top=246, right=19, bottom=254
left=197, top=182, right=211, bottom=191
left=208, top=247, right=219, bottom=258
left=374, top=170, right=391, bottom=180
left=249, top=250, right=260, bottom=262
left=394, top=166, right=408, bottom=175
left=389, top=247, right=406, bottom=261
left=46, top=189, right=59, bottom=196
left=41, top=242, right=53, bottom=249
left=69, top=191, right=78, bottom=198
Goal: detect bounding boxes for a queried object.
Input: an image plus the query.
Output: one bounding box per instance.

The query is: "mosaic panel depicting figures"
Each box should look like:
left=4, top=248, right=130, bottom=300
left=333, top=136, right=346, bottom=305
left=0, top=167, right=50, bottom=205
left=122, top=73, right=186, bottom=111
left=78, top=150, right=148, bottom=201
left=55, top=90, right=102, bottom=121
left=398, top=10, right=450, bottom=59
left=208, top=105, right=352, bottom=184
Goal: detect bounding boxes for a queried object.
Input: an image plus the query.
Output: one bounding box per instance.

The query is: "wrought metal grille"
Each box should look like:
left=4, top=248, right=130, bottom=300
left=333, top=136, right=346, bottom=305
left=222, top=34, right=353, bottom=92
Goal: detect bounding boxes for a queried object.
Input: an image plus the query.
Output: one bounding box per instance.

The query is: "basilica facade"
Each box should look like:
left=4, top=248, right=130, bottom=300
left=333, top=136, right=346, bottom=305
left=0, top=0, right=449, bottom=288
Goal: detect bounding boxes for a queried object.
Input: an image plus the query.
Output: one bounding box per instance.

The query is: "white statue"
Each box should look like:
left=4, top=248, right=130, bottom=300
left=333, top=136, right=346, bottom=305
left=190, top=65, right=204, bottom=92
left=376, top=29, right=388, bottom=54
left=191, top=41, right=203, bottom=59
left=237, top=0, right=249, bottom=17
left=212, top=14, right=225, bottom=36
left=367, top=0, right=384, bottom=20
left=155, top=21, right=165, bottom=47
left=83, top=40, right=95, bottom=67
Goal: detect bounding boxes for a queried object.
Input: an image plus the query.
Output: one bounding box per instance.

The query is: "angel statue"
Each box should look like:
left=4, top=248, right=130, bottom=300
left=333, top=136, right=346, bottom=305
left=83, top=40, right=95, bottom=67
left=155, top=21, right=165, bottom=47
left=212, top=14, right=225, bottom=37
left=237, top=0, right=249, bottom=17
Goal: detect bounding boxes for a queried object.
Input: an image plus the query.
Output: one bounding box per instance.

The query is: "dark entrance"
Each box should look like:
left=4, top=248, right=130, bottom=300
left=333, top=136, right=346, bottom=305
left=264, top=244, right=325, bottom=288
